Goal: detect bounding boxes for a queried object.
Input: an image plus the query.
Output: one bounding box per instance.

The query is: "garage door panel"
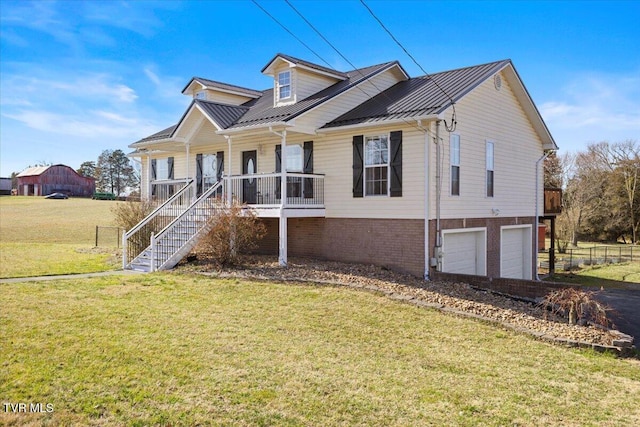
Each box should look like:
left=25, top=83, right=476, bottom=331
left=501, top=226, right=532, bottom=280
left=443, top=230, right=486, bottom=276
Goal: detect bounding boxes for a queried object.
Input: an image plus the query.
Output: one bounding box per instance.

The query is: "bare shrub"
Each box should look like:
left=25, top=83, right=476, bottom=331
left=112, top=199, right=156, bottom=231
left=197, top=203, right=267, bottom=266
left=540, top=288, right=614, bottom=328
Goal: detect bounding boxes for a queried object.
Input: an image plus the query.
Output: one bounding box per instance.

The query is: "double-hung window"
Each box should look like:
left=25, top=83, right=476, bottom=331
left=450, top=134, right=460, bottom=196
left=156, top=158, right=169, bottom=180
left=486, top=141, right=495, bottom=197
left=286, top=144, right=303, bottom=197
left=365, top=135, right=389, bottom=196
left=278, top=71, right=291, bottom=100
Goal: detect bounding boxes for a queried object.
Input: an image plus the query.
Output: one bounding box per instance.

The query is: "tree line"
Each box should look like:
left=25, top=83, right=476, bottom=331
left=77, top=149, right=139, bottom=196
left=545, top=140, right=639, bottom=246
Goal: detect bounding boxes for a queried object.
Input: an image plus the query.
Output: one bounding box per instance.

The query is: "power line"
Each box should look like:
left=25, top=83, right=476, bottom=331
left=359, top=0, right=457, bottom=132
left=250, top=0, right=331, bottom=69
left=251, top=0, right=444, bottom=141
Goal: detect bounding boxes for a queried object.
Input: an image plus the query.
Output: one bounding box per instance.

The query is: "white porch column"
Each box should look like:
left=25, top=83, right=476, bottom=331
left=185, top=143, right=190, bottom=179
left=225, top=135, right=232, bottom=205
left=279, top=129, right=288, bottom=266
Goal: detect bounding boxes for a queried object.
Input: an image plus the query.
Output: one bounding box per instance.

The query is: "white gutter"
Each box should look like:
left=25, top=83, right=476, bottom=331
left=320, top=115, right=440, bottom=134
left=215, top=121, right=289, bottom=136
left=535, top=150, right=552, bottom=280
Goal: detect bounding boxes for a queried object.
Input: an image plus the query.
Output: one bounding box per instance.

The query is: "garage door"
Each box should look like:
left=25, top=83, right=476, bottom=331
left=442, top=229, right=486, bottom=275
left=501, top=226, right=532, bottom=279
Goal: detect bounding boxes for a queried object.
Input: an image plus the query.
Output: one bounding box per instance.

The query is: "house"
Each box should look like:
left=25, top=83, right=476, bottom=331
left=125, top=53, right=557, bottom=279
left=16, top=164, right=95, bottom=197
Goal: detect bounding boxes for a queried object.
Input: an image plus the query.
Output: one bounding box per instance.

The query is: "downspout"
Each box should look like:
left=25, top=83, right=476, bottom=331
left=535, top=151, right=552, bottom=280
left=417, top=119, right=431, bottom=280
left=434, top=120, right=443, bottom=271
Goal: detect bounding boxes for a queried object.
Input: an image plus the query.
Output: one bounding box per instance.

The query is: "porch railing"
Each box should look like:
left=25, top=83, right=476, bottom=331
left=123, top=179, right=195, bottom=268
left=224, top=172, right=324, bottom=207
left=151, top=179, right=191, bottom=202
left=149, top=181, right=225, bottom=271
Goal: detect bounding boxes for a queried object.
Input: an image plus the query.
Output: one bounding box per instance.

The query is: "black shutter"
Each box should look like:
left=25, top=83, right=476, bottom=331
left=196, top=154, right=203, bottom=196
left=216, top=151, right=224, bottom=196
left=275, top=144, right=282, bottom=199
left=389, top=131, right=402, bottom=197
left=352, top=135, right=364, bottom=198
left=151, top=159, right=157, bottom=180
left=303, top=141, right=313, bottom=198
left=167, top=157, right=175, bottom=196
left=151, top=159, right=157, bottom=196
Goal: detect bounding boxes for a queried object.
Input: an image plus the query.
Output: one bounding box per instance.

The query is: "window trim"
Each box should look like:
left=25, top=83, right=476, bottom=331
left=364, top=134, right=390, bottom=197
left=450, top=133, right=461, bottom=196
left=486, top=140, right=495, bottom=198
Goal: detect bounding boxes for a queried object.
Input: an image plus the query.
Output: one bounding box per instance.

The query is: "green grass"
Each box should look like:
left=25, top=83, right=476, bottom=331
left=1, top=274, right=639, bottom=426
left=0, top=196, right=123, bottom=277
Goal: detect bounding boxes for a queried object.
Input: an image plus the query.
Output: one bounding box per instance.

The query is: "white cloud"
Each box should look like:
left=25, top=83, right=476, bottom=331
left=540, top=71, right=640, bottom=152
left=4, top=109, right=156, bottom=139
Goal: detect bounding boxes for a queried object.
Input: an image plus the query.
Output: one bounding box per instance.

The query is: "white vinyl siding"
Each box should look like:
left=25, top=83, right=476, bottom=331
left=438, top=70, right=545, bottom=219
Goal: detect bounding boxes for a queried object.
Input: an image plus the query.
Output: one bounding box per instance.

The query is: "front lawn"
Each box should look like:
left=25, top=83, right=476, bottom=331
left=1, top=274, right=638, bottom=425
left=0, top=196, right=123, bottom=277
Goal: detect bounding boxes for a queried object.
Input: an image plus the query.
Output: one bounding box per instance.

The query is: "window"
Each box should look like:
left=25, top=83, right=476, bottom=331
left=365, top=135, right=389, bottom=196
left=156, top=158, right=169, bottom=180
left=285, top=144, right=303, bottom=172
left=486, top=141, right=494, bottom=197
left=278, top=71, right=291, bottom=100
left=450, top=134, right=460, bottom=196
left=202, top=153, right=217, bottom=189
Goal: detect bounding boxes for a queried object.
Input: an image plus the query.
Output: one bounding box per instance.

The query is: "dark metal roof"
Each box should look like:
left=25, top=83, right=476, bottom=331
left=195, top=100, right=249, bottom=129
left=323, top=60, right=510, bottom=128
left=227, top=61, right=400, bottom=129
left=133, top=124, right=178, bottom=144
left=261, top=53, right=348, bottom=79
left=182, top=77, right=263, bottom=98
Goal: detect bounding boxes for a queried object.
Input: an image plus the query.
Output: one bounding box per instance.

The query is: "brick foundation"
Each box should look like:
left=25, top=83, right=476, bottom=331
left=254, top=215, right=537, bottom=281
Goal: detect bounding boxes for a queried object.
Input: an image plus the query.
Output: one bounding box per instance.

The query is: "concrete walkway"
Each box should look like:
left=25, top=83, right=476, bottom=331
left=0, top=269, right=144, bottom=284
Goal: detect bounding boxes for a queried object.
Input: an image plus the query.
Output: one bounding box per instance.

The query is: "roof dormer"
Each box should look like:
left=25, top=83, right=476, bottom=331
left=262, top=53, right=347, bottom=107
left=181, top=78, right=262, bottom=106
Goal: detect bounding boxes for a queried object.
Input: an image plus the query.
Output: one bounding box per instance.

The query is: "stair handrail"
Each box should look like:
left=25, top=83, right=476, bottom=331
left=123, top=179, right=195, bottom=239
left=150, top=180, right=226, bottom=271
left=122, top=179, right=195, bottom=268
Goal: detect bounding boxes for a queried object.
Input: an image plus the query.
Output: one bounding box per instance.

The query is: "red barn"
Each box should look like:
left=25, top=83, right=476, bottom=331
left=16, top=164, right=95, bottom=197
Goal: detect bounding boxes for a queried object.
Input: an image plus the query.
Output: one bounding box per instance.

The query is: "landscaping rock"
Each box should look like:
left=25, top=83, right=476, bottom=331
left=180, top=255, right=628, bottom=350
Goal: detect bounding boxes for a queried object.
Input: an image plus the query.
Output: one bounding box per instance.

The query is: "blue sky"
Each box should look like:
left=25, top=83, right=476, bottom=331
left=1, top=0, right=639, bottom=175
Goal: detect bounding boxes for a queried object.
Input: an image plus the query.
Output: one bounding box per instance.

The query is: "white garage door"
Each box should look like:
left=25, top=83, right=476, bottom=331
left=501, top=226, right=532, bottom=279
left=442, top=229, right=486, bottom=275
